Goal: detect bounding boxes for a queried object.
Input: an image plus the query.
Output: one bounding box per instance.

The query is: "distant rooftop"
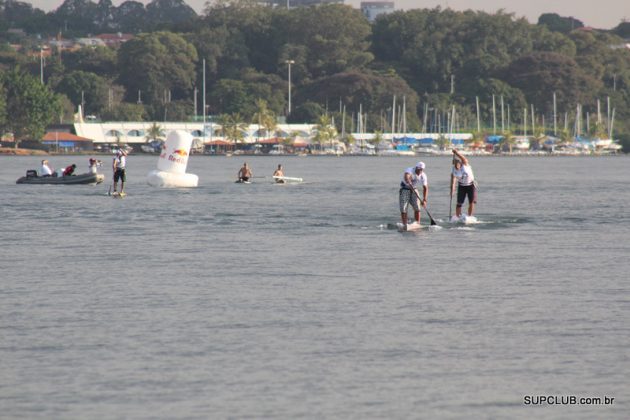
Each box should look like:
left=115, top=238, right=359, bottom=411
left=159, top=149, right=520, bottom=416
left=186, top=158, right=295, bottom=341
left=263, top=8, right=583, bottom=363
left=360, top=1, right=395, bottom=22
left=268, top=0, right=345, bottom=7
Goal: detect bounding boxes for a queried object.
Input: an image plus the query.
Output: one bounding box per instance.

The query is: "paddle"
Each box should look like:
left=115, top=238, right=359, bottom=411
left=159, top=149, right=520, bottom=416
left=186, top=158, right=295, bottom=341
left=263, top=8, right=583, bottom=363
left=411, top=188, right=437, bottom=226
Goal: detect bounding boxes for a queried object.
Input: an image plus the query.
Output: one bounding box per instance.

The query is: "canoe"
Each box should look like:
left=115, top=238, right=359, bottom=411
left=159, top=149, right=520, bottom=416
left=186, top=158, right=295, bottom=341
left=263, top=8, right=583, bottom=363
left=16, top=172, right=105, bottom=185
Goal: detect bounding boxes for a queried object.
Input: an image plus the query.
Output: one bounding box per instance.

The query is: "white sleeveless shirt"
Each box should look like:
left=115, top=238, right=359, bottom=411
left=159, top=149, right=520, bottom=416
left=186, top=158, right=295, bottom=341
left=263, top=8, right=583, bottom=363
left=452, top=164, right=474, bottom=186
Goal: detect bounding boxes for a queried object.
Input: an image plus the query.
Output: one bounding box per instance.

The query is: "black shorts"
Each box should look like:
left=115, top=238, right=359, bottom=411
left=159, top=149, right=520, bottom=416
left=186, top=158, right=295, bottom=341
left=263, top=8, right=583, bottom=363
left=457, top=184, right=477, bottom=206
left=114, top=168, right=126, bottom=183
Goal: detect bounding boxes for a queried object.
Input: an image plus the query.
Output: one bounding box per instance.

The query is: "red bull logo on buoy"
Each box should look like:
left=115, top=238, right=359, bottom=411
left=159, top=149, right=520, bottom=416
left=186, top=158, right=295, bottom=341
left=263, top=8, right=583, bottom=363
left=155, top=130, right=193, bottom=175
left=167, top=148, right=189, bottom=164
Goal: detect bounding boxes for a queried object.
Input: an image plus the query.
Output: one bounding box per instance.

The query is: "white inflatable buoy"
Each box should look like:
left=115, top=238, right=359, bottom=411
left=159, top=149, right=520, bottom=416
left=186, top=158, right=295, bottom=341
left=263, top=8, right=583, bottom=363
left=147, top=130, right=199, bottom=187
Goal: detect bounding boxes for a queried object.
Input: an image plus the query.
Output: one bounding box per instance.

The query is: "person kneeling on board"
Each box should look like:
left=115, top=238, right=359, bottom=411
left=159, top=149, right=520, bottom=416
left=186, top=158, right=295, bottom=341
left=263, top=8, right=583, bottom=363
left=273, top=164, right=285, bottom=183
left=237, top=162, right=252, bottom=182
left=450, top=148, right=477, bottom=219
left=399, top=162, right=429, bottom=228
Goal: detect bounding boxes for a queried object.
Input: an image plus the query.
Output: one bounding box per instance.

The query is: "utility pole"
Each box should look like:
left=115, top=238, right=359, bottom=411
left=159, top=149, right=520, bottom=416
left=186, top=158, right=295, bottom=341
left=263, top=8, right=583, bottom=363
left=285, top=60, right=295, bottom=115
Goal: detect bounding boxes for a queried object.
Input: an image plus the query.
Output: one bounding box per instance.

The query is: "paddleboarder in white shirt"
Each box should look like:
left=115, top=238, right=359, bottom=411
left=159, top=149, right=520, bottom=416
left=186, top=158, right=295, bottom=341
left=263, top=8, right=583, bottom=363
left=450, top=148, right=477, bottom=219
left=112, top=149, right=127, bottom=194
left=399, top=162, right=428, bottom=227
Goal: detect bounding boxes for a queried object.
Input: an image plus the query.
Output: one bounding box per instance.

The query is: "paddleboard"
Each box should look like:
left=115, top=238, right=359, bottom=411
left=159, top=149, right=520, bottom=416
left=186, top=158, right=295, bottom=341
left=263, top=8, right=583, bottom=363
left=396, top=222, right=422, bottom=232
left=235, top=179, right=251, bottom=184
left=450, top=215, right=478, bottom=224
left=273, top=175, right=302, bottom=182
left=111, top=191, right=126, bottom=198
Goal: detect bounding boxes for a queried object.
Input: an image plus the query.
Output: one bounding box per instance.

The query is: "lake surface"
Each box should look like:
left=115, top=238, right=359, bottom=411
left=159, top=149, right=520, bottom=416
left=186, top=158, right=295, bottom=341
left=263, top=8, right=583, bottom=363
left=1, top=154, right=629, bottom=419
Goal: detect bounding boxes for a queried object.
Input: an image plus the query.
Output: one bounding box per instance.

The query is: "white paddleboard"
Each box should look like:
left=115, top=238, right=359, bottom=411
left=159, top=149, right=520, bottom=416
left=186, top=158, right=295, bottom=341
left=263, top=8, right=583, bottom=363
left=450, top=215, right=478, bottom=224
left=397, top=222, right=423, bottom=232
left=273, top=175, right=303, bottom=182
left=111, top=191, right=126, bottom=198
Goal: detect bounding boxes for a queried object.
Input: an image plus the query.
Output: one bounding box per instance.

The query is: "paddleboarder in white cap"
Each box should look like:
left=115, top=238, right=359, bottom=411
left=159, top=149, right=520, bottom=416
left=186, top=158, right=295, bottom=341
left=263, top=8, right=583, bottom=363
left=399, top=161, right=429, bottom=228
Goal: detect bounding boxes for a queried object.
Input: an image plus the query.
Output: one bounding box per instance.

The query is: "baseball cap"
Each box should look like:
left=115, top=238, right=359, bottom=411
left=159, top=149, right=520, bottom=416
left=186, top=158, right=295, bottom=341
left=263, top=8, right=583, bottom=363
left=415, top=162, right=425, bottom=169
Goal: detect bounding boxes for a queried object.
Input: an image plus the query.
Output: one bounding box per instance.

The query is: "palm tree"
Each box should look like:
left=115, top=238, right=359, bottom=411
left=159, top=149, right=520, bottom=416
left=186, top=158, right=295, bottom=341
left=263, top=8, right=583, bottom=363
left=313, top=114, right=338, bottom=151
left=218, top=113, right=248, bottom=145
left=469, top=131, right=486, bottom=150
left=499, top=130, right=515, bottom=153
left=252, top=99, right=276, bottom=140
left=559, top=127, right=573, bottom=144
left=435, top=135, right=450, bottom=151
left=145, top=122, right=165, bottom=143
left=588, top=120, right=607, bottom=139
left=368, top=130, right=383, bottom=151
left=531, top=126, right=547, bottom=150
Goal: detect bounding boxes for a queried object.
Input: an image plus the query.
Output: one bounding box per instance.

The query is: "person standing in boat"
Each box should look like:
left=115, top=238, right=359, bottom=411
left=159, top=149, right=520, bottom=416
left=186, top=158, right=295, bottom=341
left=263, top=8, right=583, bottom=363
left=399, top=161, right=429, bottom=228
left=237, top=162, right=252, bottom=182
left=112, top=149, right=127, bottom=194
left=88, top=158, right=101, bottom=174
left=40, top=160, right=53, bottom=177
left=273, top=164, right=285, bottom=183
left=450, top=148, right=477, bottom=219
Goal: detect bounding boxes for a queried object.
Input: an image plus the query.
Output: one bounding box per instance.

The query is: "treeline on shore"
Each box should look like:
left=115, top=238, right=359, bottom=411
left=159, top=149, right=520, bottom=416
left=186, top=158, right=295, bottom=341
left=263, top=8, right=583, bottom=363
left=1, top=0, right=630, bottom=150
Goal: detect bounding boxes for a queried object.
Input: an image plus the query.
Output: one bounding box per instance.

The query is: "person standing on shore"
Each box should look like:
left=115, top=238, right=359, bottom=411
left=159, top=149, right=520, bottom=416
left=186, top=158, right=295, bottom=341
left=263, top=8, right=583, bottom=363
left=399, top=162, right=429, bottom=227
left=237, top=162, right=252, bottom=182
left=112, top=149, right=127, bottom=194
left=450, top=148, right=477, bottom=219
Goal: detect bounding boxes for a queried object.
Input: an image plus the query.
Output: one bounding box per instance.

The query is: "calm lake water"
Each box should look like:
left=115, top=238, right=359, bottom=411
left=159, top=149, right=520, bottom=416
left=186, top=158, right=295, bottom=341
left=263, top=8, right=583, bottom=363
left=1, top=154, right=629, bottom=419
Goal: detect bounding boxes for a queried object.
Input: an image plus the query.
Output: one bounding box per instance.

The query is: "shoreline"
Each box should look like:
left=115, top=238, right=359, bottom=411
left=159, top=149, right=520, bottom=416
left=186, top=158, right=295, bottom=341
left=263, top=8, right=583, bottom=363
left=0, top=147, right=625, bottom=157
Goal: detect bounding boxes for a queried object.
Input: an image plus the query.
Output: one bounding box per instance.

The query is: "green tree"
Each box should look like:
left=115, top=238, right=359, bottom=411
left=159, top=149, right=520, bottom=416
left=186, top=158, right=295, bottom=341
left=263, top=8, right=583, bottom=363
left=502, top=52, right=602, bottom=115
left=209, top=79, right=248, bottom=115
left=313, top=114, right=338, bottom=149
left=498, top=130, right=515, bottom=153
left=145, top=122, right=165, bottom=143
left=100, top=103, right=147, bottom=122
left=117, top=31, right=198, bottom=105
left=537, top=13, right=584, bottom=34
left=56, top=70, right=110, bottom=116
left=217, top=112, right=248, bottom=144
left=251, top=98, right=275, bottom=139
left=62, top=46, right=118, bottom=79
left=294, top=70, right=420, bottom=132
left=288, top=102, right=323, bottom=124
left=0, top=67, right=60, bottom=147
left=0, top=82, right=7, bottom=129
left=286, top=4, right=373, bottom=80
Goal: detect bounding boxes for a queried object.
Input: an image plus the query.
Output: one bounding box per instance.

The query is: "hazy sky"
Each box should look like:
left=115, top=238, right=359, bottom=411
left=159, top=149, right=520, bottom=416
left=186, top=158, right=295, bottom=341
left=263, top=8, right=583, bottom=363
left=24, top=0, right=630, bottom=29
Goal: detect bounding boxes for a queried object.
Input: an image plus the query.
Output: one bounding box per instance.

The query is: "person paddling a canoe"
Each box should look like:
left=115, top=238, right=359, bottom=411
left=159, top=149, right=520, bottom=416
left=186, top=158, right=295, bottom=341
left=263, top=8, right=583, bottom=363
left=450, top=148, right=477, bottom=220
left=399, top=161, right=429, bottom=228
